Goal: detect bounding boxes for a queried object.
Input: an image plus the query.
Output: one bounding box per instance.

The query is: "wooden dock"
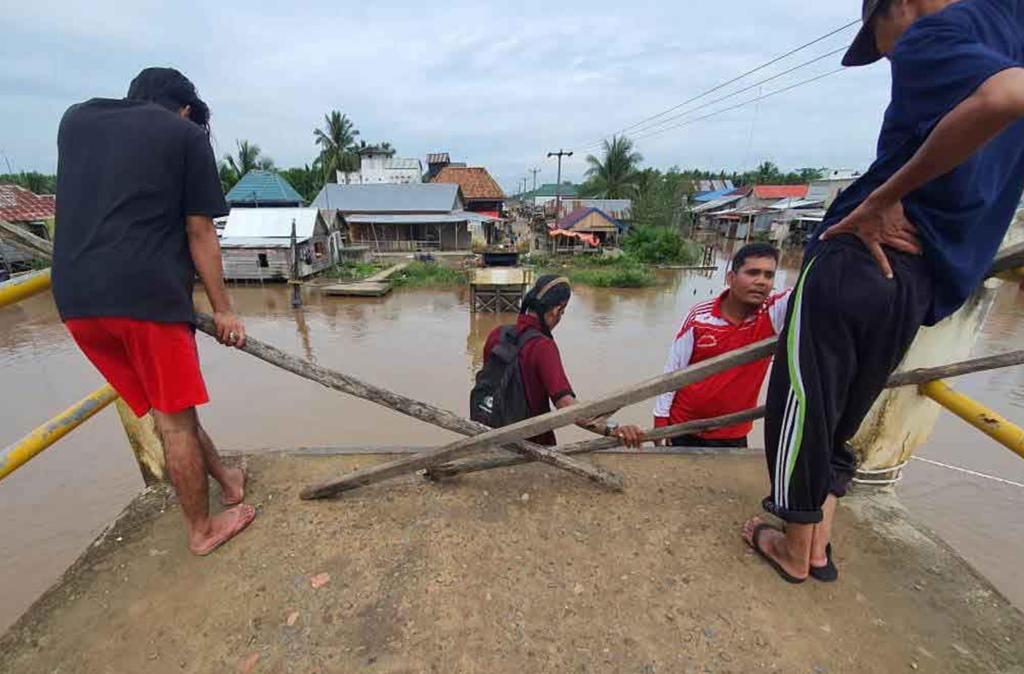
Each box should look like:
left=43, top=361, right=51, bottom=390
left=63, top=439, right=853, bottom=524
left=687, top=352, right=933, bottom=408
left=322, top=263, right=408, bottom=297
left=469, top=267, right=530, bottom=313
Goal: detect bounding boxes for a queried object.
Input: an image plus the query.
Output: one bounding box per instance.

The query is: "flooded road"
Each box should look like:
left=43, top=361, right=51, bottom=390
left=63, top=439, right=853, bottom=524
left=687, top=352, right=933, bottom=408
left=2, top=249, right=1022, bottom=632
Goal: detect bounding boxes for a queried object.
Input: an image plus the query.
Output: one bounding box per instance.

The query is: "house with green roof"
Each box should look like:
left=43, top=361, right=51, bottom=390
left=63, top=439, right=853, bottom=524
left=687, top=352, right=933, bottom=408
left=521, top=182, right=579, bottom=209
left=226, top=170, right=305, bottom=207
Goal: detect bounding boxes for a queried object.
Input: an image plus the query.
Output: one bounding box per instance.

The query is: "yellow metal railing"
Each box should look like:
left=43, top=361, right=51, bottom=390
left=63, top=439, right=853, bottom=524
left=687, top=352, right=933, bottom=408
left=0, top=270, right=122, bottom=483
left=0, top=269, right=53, bottom=309
left=0, top=385, right=119, bottom=481
left=920, top=380, right=1024, bottom=460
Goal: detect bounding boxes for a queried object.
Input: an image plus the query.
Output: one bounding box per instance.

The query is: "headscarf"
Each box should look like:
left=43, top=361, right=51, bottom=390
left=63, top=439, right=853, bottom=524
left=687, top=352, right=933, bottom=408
left=521, top=274, right=572, bottom=321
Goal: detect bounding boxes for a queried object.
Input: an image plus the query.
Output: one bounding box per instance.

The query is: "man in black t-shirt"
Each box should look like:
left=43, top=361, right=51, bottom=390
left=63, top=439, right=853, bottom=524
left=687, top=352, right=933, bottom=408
left=54, top=68, right=254, bottom=555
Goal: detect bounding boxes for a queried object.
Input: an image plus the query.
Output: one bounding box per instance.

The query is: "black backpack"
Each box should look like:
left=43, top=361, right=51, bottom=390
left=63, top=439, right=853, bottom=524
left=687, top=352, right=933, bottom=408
left=470, top=325, right=544, bottom=428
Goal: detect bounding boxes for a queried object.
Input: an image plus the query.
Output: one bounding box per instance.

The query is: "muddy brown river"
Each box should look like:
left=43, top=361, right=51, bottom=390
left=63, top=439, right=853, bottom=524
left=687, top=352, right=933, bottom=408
left=2, top=247, right=1022, bottom=632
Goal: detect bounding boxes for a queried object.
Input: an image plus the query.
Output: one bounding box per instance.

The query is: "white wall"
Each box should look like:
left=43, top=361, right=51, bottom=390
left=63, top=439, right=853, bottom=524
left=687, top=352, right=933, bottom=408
left=337, top=154, right=423, bottom=185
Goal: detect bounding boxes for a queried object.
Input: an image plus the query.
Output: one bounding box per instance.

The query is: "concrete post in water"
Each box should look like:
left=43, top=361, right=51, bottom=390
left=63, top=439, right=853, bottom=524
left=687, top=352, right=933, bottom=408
left=851, top=222, right=1023, bottom=486
left=114, top=400, right=166, bottom=486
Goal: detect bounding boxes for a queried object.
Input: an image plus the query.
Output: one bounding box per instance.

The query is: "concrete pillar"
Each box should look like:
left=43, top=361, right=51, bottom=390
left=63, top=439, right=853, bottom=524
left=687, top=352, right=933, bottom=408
left=850, top=222, right=1022, bottom=486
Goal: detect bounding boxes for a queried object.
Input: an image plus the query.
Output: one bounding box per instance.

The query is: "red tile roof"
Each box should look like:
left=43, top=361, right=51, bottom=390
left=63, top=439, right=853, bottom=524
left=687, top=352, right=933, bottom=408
left=0, top=184, right=56, bottom=223
left=752, top=185, right=808, bottom=200
left=431, top=167, right=505, bottom=201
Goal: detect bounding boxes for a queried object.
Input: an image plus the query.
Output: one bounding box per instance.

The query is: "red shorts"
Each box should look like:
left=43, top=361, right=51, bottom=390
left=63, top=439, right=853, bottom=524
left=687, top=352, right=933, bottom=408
left=65, top=318, right=209, bottom=417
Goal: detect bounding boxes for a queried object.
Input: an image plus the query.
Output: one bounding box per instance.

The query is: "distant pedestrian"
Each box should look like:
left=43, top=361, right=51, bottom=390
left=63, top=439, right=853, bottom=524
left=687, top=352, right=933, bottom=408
left=654, top=244, right=789, bottom=448
left=744, top=0, right=1024, bottom=584
left=54, top=67, right=254, bottom=555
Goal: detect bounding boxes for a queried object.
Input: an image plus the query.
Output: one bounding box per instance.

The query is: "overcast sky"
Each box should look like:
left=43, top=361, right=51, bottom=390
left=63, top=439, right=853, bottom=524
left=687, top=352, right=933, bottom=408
left=1, top=1, right=893, bottom=193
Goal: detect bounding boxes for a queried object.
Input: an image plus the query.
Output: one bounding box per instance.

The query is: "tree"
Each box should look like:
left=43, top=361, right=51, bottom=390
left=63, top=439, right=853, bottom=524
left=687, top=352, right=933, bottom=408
left=279, top=165, right=322, bottom=203
left=581, top=135, right=643, bottom=199
left=0, top=172, right=56, bottom=194
left=754, top=161, right=782, bottom=184
left=219, top=140, right=274, bottom=192
left=314, top=111, right=360, bottom=183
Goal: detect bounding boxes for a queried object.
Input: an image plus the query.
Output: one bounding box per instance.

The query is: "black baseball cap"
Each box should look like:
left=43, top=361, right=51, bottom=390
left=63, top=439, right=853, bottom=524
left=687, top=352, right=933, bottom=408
left=842, top=0, right=887, bottom=67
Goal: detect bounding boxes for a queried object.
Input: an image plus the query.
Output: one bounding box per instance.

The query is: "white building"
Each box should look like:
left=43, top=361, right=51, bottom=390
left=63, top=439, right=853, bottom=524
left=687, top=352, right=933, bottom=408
left=807, top=169, right=862, bottom=208
left=337, top=147, right=423, bottom=185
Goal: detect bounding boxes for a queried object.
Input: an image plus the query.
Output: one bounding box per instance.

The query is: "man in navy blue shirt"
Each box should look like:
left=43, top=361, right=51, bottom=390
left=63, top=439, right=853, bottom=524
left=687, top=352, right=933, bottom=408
left=744, top=0, right=1024, bottom=584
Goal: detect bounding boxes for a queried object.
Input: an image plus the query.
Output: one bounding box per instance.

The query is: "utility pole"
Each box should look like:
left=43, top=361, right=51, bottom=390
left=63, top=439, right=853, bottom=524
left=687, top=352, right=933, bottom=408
left=529, top=168, right=540, bottom=192
left=546, top=149, right=573, bottom=219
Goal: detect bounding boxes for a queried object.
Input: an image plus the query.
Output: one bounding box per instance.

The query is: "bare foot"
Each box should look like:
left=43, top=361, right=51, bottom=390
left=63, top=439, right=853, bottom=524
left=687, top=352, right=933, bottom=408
left=741, top=516, right=809, bottom=581
left=219, top=466, right=246, bottom=506
left=189, top=504, right=256, bottom=556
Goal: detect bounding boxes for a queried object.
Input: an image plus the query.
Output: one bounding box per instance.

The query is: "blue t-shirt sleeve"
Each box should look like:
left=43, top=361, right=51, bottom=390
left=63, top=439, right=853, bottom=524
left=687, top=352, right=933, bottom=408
left=889, top=10, right=1021, bottom=138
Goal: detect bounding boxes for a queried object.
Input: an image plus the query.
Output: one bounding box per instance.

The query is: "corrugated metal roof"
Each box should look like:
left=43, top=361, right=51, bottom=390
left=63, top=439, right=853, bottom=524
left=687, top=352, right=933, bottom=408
left=222, top=208, right=321, bottom=239
left=344, top=211, right=497, bottom=225
left=752, top=185, right=808, bottom=200
left=691, top=195, right=743, bottom=213
left=525, top=183, right=579, bottom=198
left=768, top=198, right=825, bottom=210
left=225, top=170, right=305, bottom=205
left=219, top=237, right=293, bottom=249
left=311, top=183, right=461, bottom=213
left=555, top=207, right=627, bottom=233
left=559, top=199, right=632, bottom=217
left=692, top=188, right=735, bottom=203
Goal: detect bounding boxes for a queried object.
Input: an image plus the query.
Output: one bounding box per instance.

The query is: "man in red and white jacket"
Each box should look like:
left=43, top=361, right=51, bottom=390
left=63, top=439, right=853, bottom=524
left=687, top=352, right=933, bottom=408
left=653, top=243, right=790, bottom=447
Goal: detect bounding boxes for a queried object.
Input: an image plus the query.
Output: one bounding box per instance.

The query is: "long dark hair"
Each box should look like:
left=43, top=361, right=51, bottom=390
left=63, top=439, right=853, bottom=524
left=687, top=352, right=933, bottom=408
left=126, top=67, right=210, bottom=133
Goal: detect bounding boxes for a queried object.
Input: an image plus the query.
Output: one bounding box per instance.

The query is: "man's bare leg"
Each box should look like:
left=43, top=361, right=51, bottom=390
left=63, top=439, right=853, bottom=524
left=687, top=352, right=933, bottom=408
left=196, top=422, right=245, bottom=505
left=742, top=517, right=813, bottom=580
left=153, top=408, right=255, bottom=555
left=810, top=493, right=838, bottom=568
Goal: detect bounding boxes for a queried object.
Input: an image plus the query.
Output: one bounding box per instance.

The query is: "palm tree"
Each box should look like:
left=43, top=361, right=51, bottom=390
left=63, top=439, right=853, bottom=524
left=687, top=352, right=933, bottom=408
left=314, top=111, right=360, bottom=183
left=583, top=135, right=643, bottom=199
left=755, top=160, right=782, bottom=184
left=219, top=140, right=274, bottom=191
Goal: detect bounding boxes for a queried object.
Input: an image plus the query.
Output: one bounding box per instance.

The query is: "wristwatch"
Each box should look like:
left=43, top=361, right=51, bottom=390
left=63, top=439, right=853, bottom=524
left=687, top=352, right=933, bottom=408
left=604, top=421, right=620, bottom=437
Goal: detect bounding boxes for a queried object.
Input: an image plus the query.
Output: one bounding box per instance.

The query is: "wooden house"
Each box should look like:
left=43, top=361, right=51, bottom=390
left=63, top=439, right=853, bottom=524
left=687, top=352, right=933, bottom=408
left=310, top=183, right=495, bottom=252
left=549, top=207, right=627, bottom=249
left=219, top=208, right=342, bottom=281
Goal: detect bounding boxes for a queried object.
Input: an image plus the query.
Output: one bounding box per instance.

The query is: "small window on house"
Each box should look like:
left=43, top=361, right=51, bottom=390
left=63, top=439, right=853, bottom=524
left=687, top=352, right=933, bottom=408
left=258, top=253, right=269, bottom=268
left=314, top=241, right=325, bottom=257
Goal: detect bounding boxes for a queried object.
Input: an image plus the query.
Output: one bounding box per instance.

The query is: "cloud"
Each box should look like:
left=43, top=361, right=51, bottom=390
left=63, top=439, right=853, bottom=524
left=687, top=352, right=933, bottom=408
left=0, top=0, right=889, bottom=193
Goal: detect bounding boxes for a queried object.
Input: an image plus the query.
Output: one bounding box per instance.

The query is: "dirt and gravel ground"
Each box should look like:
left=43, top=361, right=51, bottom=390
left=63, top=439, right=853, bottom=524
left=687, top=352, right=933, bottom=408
left=2, top=452, right=1022, bottom=674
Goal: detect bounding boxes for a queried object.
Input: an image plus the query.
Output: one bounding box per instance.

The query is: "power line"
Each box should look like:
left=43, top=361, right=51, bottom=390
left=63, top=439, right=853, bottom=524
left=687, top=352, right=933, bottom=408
left=585, top=18, right=859, bottom=148
left=593, top=45, right=847, bottom=145
left=628, top=68, right=845, bottom=144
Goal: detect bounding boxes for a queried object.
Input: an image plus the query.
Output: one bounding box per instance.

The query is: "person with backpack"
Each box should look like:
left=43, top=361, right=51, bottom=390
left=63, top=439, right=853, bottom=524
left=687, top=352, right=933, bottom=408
left=473, top=274, right=644, bottom=448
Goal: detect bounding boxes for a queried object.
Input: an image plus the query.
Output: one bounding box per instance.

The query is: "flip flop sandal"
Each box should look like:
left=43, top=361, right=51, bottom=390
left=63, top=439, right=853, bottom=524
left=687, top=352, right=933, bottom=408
left=810, top=543, right=839, bottom=582
left=747, top=522, right=807, bottom=585
left=193, top=504, right=256, bottom=556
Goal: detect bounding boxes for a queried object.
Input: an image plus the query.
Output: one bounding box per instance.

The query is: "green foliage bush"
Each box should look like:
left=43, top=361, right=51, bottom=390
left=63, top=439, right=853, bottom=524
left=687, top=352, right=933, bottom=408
left=391, top=261, right=466, bottom=287
left=623, top=226, right=701, bottom=265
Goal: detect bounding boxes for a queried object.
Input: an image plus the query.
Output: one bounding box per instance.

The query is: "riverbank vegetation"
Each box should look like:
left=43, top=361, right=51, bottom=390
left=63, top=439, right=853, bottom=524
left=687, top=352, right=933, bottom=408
left=323, top=260, right=466, bottom=287
left=525, top=224, right=700, bottom=288
left=391, top=261, right=466, bottom=287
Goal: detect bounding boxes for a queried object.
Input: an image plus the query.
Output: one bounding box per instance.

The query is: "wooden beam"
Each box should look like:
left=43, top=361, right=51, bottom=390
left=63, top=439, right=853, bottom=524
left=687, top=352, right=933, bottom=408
left=0, top=220, right=54, bottom=260
left=885, top=349, right=1024, bottom=388
left=426, top=408, right=766, bottom=479
left=430, top=347, right=1024, bottom=479
left=193, top=313, right=624, bottom=492
left=300, top=338, right=778, bottom=499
